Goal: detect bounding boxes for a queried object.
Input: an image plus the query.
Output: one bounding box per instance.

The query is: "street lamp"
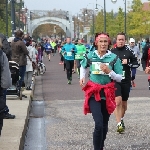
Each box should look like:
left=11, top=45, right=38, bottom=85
left=111, top=0, right=127, bottom=35
left=111, top=0, right=117, bottom=4
left=72, top=14, right=80, bottom=39
left=84, top=8, right=95, bottom=36
left=11, top=0, right=16, bottom=36
left=85, top=3, right=95, bottom=36
left=95, top=0, right=105, bottom=32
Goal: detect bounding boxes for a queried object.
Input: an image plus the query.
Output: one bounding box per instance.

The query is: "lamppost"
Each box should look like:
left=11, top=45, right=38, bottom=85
left=72, top=14, right=80, bottom=39
left=111, top=0, right=127, bottom=35
left=5, top=0, right=8, bottom=37
left=11, top=0, right=16, bottom=36
left=65, top=11, right=70, bottom=38
left=95, top=0, right=105, bottom=32
left=85, top=3, right=95, bottom=36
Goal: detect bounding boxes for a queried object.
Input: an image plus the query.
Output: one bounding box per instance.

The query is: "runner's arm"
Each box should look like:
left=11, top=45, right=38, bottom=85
left=80, top=65, right=87, bottom=79
left=109, top=58, right=123, bottom=82
left=128, top=51, right=140, bottom=68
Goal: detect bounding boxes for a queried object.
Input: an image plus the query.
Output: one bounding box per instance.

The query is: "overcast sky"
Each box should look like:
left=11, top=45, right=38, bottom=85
left=24, top=0, right=148, bottom=15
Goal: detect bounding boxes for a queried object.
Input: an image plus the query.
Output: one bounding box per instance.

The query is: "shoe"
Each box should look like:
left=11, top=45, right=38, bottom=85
left=117, top=123, right=124, bottom=133
left=67, top=80, right=71, bottom=84
left=59, top=62, right=61, bottom=64
left=4, top=113, right=15, bottom=119
left=49, top=59, right=50, bottom=61
left=121, top=119, right=125, bottom=130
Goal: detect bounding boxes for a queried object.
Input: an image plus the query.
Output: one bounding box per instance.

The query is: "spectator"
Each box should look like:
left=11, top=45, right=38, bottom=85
left=0, top=33, right=15, bottom=119
left=0, top=37, right=12, bottom=135
left=11, top=30, right=31, bottom=98
left=24, top=39, right=35, bottom=90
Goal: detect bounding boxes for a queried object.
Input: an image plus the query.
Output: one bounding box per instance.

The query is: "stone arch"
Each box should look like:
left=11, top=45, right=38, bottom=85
left=29, top=17, right=74, bottom=38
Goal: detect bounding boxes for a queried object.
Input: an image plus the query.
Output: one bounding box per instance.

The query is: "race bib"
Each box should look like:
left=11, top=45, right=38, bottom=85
left=92, top=62, right=109, bottom=75
left=75, top=53, right=84, bottom=60
left=122, top=71, right=125, bottom=79
left=75, top=51, right=86, bottom=60
left=67, top=52, right=72, bottom=56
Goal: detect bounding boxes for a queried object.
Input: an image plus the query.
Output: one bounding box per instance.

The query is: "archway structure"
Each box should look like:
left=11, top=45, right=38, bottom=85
left=27, top=10, right=74, bottom=38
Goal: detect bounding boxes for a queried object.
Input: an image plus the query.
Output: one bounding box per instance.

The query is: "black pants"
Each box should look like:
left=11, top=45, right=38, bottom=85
left=0, top=113, right=4, bottom=136
left=64, top=60, right=66, bottom=70
left=89, top=97, right=110, bottom=150
left=76, top=59, right=82, bottom=75
left=60, top=53, right=64, bottom=62
left=0, top=89, right=5, bottom=136
left=65, top=60, right=74, bottom=80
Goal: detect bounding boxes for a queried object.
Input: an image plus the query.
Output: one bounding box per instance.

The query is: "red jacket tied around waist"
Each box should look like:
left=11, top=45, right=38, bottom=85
left=82, top=80, right=116, bottom=115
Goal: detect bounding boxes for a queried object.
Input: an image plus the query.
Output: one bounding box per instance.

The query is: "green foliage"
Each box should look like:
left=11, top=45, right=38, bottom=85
left=0, top=2, right=11, bottom=36
left=94, top=0, right=150, bottom=39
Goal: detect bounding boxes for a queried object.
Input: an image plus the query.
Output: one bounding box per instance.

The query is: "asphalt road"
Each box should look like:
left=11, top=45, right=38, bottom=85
left=42, top=53, right=150, bottom=150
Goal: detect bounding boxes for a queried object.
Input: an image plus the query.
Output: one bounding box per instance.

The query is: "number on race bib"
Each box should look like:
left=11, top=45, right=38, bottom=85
left=67, top=52, right=72, bottom=56
left=92, top=62, right=109, bottom=75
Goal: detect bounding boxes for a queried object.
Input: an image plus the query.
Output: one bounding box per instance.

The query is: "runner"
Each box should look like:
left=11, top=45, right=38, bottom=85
left=80, top=32, right=123, bottom=150
left=128, top=38, right=141, bottom=88
left=44, top=40, right=52, bottom=61
left=111, top=32, right=139, bottom=133
left=75, top=39, right=86, bottom=78
left=50, top=39, right=56, bottom=56
left=61, top=37, right=77, bottom=84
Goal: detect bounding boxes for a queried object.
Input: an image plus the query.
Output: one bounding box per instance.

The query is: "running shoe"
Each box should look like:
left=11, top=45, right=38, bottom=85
left=117, top=123, right=124, bottom=133
left=121, top=119, right=125, bottom=130
left=67, top=80, right=71, bottom=84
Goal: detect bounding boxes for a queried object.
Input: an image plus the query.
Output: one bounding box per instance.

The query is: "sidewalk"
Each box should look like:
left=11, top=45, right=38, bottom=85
left=0, top=78, right=35, bottom=150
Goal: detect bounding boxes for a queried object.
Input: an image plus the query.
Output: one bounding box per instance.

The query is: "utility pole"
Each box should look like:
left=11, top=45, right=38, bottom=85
left=104, top=0, right=106, bottom=32
left=6, top=0, right=8, bottom=37
left=11, top=0, right=16, bottom=36
left=124, top=0, right=127, bottom=35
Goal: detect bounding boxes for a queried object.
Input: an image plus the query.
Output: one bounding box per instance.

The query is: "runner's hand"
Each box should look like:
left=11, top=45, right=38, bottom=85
left=122, top=59, right=127, bottom=64
left=100, top=64, right=111, bottom=74
left=80, top=78, right=85, bottom=87
left=145, top=67, right=150, bottom=74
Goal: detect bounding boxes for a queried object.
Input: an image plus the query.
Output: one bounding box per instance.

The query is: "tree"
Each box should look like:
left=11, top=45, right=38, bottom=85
left=115, top=8, right=124, bottom=33
left=127, top=0, right=146, bottom=38
left=106, top=10, right=117, bottom=37
left=95, top=10, right=104, bottom=33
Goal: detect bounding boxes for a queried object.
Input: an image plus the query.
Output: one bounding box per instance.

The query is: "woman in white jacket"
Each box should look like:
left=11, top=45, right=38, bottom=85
left=24, top=42, right=36, bottom=90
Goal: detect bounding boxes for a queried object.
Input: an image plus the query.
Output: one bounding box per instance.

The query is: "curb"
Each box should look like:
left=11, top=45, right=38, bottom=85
left=19, top=77, right=36, bottom=150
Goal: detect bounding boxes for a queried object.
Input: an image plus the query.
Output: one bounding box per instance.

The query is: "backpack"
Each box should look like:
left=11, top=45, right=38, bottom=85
left=0, top=33, right=11, bottom=61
